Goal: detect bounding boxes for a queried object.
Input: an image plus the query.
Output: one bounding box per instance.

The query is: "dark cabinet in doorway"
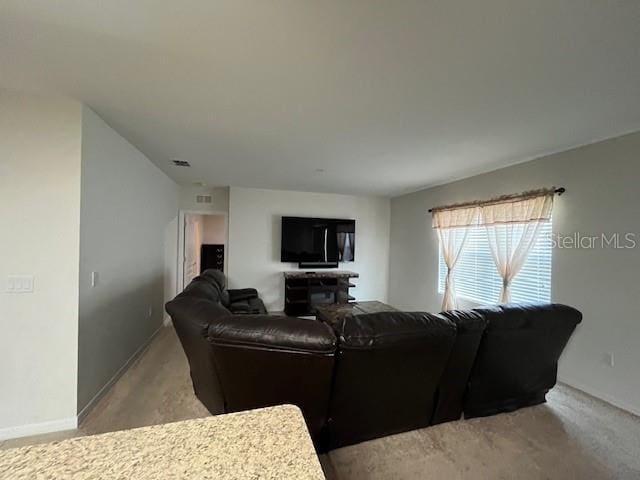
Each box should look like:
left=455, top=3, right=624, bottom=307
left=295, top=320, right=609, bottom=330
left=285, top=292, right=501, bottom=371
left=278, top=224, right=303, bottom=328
left=201, top=244, right=224, bottom=273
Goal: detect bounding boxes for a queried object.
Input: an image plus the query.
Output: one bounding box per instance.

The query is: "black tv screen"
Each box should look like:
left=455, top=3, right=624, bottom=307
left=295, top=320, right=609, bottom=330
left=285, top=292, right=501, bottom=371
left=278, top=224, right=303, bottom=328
left=281, top=216, right=355, bottom=263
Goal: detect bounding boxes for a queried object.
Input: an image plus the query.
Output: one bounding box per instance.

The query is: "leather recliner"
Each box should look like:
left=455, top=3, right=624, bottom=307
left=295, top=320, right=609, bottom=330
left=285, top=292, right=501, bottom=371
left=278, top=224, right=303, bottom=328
left=165, top=287, right=230, bottom=415
left=201, top=269, right=267, bottom=314
left=208, top=314, right=336, bottom=448
left=464, top=303, right=582, bottom=418
left=326, top=311, right=457, bottom=449
left=167, top=276, right=582, bottom=451
left=166, top=275, right=337, bottom=449
left=166, top=281, right=460, bottom=451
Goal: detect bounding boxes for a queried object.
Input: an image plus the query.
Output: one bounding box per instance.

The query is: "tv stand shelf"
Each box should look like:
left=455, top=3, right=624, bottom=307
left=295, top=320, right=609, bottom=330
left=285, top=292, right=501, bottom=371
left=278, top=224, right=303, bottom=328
left=283, top=271, right=359, bottom=316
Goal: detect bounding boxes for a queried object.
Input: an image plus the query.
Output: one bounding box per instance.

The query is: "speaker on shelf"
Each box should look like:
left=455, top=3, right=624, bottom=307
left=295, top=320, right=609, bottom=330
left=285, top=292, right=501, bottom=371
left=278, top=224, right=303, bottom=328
left=298, top=261, right=339, bottom=269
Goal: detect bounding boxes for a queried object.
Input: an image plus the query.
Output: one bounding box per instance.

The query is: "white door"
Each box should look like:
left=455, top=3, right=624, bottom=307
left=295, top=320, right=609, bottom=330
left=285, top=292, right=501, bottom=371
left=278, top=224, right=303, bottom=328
left=183, top=214, right=202, bottom=286
left=164, top=216, right=178, bottom=325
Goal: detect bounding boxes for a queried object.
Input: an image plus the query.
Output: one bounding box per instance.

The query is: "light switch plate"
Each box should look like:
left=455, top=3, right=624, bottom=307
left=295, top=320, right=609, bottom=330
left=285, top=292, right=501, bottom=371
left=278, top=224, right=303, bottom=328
left=604, top=352, right=615, bottom=367
left=6, top=275, right=34, bottom=293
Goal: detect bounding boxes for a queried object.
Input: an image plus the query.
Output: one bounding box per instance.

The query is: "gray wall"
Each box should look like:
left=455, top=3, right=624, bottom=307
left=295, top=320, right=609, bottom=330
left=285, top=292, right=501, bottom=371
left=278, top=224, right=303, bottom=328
left=389, top=131, right=640, bottom=415
left=78, top=107, right=179, bottom=414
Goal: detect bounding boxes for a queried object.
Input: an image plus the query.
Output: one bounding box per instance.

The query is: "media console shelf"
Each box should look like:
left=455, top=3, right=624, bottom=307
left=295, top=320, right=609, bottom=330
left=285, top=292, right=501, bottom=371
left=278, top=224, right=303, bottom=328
left=283, top=271, right=359, bottom=316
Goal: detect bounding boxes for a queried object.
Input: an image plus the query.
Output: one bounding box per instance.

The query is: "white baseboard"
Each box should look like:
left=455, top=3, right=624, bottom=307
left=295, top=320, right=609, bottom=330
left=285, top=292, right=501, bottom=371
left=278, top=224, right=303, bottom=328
left=1, top=326, right=166, bottom=442
left=77, top=325, right=164, bottom=424
left=558, top=375, right=640, bottom=417
left=0, top=417, right=78, bottom=442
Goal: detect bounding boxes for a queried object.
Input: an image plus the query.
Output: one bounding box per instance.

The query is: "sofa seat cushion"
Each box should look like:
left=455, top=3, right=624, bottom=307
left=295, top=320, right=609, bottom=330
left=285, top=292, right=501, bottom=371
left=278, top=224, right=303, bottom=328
left=229, top=297, right=267, bottom=315
left=229, top=288, right=259, bottom=303
left=229, top=301, right=250, bottom=312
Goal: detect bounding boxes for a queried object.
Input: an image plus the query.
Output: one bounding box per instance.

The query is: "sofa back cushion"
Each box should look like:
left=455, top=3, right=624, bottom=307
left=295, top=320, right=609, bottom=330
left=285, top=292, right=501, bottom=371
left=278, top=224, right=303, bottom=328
left=202, top=268, right=226, bottom=289
left=201, top=269, right=230, bottom=306
left=179, top=276, right=221, bottom=303
left=208, top=315, right=337, bottom=450
left=464, top=303, right=582, bottom=418
left=327, top=311, right=457, bottom=449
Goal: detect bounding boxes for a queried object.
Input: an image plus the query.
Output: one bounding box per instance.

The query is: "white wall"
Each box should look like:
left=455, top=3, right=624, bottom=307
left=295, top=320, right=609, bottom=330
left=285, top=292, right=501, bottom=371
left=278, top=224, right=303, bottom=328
left=0, top=90, right=81, bottom=439
left=202, top=215, right=227, bottom=245
left=228, top=187, right=390, bottom=312
left=389, top=131, right=640, bottom=415
left=179, top=185, right=229, bottom=213
left=77, top=107, right=179, bottom=414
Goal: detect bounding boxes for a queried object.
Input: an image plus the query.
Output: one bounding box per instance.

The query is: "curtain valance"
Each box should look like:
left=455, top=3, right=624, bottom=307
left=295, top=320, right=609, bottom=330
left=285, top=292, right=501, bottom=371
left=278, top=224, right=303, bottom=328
left=431, top=188, right=556, bottom=229
left=431, top=205, right=481, bottom=229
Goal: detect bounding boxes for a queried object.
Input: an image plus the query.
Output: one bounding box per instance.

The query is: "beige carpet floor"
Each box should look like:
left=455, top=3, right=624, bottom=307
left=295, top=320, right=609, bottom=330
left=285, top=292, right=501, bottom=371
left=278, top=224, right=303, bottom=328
left=323, top=386, right=640, bottom=479
left=3, top=327, right=639, bottom=479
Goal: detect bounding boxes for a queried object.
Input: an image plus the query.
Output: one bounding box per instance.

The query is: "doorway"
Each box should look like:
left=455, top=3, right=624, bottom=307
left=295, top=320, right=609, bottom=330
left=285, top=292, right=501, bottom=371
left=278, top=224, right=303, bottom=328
left=178, top=211, right=228, bottom=291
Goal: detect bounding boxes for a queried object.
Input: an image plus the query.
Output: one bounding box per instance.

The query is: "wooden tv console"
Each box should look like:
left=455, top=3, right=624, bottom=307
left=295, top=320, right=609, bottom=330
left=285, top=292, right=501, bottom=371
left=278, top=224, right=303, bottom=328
left=283, top=270, right=359, bottom=316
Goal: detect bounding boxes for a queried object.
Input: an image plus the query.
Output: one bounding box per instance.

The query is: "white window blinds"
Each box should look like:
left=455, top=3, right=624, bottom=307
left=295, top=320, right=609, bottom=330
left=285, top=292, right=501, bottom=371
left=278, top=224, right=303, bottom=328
left=438, top=221, right=552, bottom=305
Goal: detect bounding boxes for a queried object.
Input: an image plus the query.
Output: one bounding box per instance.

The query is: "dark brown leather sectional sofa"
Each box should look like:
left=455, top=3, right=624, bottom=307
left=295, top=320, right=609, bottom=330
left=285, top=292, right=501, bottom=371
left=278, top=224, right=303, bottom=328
left=165, top=271, right=582, bottom=451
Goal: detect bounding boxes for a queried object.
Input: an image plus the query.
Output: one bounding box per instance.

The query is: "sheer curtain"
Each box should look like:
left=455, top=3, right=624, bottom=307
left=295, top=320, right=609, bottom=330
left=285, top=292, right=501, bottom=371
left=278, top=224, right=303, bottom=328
left=433, top=206, right=480, bottom=311
left=432, top=188, right=556, bottom=308
left=481, top=193, right=554, bottom=303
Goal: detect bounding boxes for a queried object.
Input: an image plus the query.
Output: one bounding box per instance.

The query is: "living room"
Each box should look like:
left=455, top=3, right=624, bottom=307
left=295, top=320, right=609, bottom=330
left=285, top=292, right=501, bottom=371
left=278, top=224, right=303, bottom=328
left=1, top=2, right=639, bottom=479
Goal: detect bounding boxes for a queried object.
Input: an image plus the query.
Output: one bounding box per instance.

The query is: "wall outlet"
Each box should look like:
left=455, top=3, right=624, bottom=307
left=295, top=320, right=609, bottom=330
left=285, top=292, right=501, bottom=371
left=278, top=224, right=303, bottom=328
left=6, top=275, right=34, bottom=293
left=604, top=352, right=615, bottom=367
left=91, top=271, right=99, bottom=287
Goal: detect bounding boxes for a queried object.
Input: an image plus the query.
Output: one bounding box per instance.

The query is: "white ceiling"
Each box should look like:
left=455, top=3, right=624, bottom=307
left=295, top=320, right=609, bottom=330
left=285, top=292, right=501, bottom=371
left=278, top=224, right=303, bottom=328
left=2, top=1, right=640, bottom=197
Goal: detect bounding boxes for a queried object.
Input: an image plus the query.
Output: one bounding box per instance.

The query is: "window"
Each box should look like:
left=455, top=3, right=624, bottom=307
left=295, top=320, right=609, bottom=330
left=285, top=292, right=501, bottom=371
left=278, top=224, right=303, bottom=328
left=438, top=221, right=552, bottom=305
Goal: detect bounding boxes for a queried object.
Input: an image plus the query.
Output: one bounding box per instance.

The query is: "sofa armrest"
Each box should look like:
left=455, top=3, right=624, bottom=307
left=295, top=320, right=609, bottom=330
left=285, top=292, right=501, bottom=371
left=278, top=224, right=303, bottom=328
left=228, top=288, right=259, bottom=303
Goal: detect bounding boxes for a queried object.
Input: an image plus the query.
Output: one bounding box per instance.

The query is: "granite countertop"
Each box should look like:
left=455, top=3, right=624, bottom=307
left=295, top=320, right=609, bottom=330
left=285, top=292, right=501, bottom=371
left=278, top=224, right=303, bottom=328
left=0, top=405, right=325, bottom=480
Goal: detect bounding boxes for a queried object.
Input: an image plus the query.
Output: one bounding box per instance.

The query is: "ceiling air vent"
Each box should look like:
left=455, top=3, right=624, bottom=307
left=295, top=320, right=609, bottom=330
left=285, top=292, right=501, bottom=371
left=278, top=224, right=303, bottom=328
left=171, top=159, right=191, bottom=167
left=196, top=195, right=213, bottom=204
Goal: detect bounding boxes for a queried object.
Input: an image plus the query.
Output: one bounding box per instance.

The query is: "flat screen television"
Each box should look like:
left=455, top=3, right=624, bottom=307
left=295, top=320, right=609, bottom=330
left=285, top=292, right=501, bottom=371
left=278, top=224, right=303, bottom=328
left=281, top=216, right=355, bottom=264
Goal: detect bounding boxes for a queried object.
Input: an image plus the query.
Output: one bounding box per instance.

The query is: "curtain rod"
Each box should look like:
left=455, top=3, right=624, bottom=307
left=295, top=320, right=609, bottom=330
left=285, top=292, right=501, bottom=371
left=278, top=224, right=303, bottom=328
left=427, top=187, right=565, bottom=213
